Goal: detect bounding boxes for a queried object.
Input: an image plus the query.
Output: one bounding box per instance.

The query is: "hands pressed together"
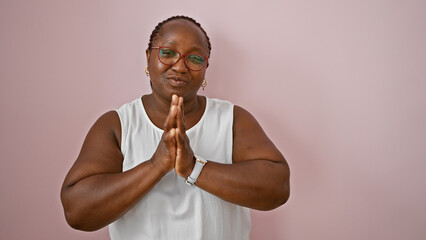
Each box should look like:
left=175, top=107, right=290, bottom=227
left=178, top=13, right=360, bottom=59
left=151, top=94, right=196, bottom=178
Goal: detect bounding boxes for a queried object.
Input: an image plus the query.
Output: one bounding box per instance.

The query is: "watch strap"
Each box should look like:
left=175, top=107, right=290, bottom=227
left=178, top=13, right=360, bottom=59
left=185, top=157, right=207, bottom=185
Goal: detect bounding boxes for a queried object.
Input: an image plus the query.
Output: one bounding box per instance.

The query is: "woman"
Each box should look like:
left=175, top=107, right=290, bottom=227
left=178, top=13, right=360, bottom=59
left=61, top=16, right=290, bottom=240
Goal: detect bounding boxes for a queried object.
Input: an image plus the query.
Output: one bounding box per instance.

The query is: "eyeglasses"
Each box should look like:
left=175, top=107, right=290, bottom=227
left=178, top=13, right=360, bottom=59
left=150, top=47, right=208, bottom=71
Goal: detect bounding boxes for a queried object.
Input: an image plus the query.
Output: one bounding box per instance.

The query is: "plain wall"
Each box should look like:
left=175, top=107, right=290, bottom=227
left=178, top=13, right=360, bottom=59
left=1, top=0, right=425, bottom=239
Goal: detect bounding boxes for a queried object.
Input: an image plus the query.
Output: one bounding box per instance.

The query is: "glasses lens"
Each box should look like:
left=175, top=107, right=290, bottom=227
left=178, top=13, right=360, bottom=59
left=186, top=54, right=206, bottom=71
left=159, top=48, right=179, bottom=65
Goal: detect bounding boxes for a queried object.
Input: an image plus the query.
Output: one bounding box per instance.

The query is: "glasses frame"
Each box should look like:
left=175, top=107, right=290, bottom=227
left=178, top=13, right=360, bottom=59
left=150, top=46, right=208, bottom=71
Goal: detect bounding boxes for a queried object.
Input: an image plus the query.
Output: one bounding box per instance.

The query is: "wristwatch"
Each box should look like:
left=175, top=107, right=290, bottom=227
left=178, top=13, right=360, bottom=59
left=185, top=157, right=207, bottom=186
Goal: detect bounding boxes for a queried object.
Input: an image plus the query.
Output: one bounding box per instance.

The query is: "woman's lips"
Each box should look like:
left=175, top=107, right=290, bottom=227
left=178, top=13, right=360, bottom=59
left=167, top=76, right=187, bottom=87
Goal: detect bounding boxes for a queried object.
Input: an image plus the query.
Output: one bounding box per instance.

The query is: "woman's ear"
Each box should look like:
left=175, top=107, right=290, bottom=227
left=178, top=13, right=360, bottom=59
left=146, top=49, right=151, bottom=64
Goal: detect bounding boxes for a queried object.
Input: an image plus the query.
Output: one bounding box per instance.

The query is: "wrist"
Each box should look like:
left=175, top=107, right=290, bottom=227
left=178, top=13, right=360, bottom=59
left=149, top=158, right=170, bottom=176
left=185, top=156, right=196, bottom=178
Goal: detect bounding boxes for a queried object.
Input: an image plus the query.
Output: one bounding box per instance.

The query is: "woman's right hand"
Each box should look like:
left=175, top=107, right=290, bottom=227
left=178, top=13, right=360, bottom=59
left=150, top=95, right=179, bottom=174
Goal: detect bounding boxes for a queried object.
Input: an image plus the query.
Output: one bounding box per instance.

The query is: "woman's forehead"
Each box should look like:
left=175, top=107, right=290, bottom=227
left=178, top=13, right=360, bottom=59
left=155, top=20, right=209, bottom=52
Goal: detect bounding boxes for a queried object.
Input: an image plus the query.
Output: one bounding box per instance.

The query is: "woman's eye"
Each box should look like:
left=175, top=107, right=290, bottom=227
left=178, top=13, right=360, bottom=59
left=160, top=49, right=177, bottom=58
left=188, top=55, right=205, bottom=65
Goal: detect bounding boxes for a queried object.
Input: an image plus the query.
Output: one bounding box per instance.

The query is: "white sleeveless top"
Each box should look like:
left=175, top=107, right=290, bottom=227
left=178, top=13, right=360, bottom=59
left=109, top=97, right=251, bottom=240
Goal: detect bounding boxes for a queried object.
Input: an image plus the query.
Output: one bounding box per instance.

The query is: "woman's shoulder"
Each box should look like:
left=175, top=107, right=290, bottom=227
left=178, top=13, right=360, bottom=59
left=205, top=96, right=232, bottom=104
left=203, top=97, right=258, bottom=123
left=204, top=96, right=234, bottom=113
left=115, top=98, right=142, bottom=114
left=89, top=97, right=141, bottom=149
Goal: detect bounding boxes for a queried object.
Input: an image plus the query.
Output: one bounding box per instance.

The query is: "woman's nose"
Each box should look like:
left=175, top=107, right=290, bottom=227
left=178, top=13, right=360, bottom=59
left=171, top=57, right=189, bottom=73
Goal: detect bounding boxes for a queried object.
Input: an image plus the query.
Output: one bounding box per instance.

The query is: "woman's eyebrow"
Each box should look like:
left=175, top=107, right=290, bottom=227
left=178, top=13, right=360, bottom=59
left=187, top=46, right=204, bottom=53
left=164, top=41, right=204, bottom=51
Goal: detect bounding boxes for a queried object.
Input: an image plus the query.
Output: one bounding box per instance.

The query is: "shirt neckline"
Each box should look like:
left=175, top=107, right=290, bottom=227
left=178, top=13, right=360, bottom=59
left=138, top=96, right=209, bottom=133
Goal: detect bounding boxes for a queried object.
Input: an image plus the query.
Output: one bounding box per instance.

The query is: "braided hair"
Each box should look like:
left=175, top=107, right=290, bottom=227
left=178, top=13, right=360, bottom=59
left=148, top=15, right=211, bottom=57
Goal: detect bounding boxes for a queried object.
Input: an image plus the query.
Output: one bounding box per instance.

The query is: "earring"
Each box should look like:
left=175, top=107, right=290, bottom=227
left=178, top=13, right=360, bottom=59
left=145, top=66, right=150, bottom=76
left=201, top=78, right=207, bottom=90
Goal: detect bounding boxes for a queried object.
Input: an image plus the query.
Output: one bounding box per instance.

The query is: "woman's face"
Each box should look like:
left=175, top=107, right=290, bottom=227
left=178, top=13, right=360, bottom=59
left=146, top=20, right=209, bottom=100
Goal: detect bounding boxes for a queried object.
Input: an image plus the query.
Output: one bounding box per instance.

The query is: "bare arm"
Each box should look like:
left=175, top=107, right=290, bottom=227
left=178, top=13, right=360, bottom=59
left=175, top=105, right=290, bottom=210
left=60, top=97, right=180, bottom=231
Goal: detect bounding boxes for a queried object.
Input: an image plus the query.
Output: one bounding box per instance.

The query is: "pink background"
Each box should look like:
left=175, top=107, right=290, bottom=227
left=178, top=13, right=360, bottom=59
left=1, top=0, right=425, bottom=239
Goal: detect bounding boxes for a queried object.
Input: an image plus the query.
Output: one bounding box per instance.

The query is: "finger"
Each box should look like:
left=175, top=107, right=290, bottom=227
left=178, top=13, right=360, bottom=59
left=166, top=128, right=176, bottom=139
left=175, top=128, right=186, bottom=149
left=163, top=105, right=177, bottom=131
left=176, top=105, right=186, bottom=134
left=164, top=128, right=176, bottom=148
left=163, top=95, right=179, bottom=131
left=166, top=128, right=176, bottom=142
left=178, top=96, right=184, bottom=109
left=164, top=94, right=179, bottom=131
left=171, top=94, right=179, bottom=106
left=179, top=97, right=186, bottom=123
left=177, top=97, right=186, bottom=130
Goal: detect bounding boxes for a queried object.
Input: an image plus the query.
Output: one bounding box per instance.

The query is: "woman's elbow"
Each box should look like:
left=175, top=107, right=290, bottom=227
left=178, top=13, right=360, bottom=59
left=63, top=207, right=102, bottom=232
left=262, top=175, right=290, bottom=211
left=63, top=208, right=84, bottom=230
left=277, top=180, right=290, bottom=207
left=61, top=189, right=101, bottom=232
